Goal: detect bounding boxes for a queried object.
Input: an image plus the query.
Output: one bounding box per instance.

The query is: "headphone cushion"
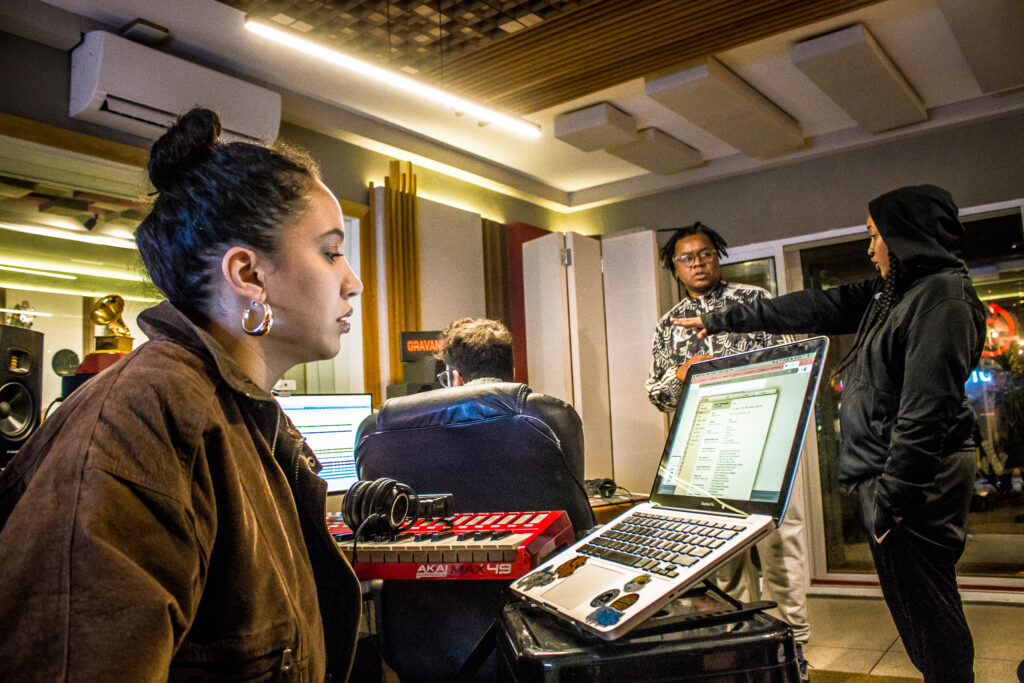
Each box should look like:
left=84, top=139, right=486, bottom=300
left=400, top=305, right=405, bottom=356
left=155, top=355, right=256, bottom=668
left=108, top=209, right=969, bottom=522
left=361, top=478, right=396, bottom=524
left=342, top=479, right=371, bottom=528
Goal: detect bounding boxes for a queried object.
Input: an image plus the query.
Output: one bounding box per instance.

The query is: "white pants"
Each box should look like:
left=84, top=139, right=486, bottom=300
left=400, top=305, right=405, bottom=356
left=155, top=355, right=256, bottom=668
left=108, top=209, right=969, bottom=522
left=715, top=463, right=810, bottom=643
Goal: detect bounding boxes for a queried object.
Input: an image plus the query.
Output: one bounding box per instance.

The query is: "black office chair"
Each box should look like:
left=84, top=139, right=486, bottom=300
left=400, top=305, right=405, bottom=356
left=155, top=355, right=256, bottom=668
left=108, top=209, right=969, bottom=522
left=354, top=381, right=594, bottom=682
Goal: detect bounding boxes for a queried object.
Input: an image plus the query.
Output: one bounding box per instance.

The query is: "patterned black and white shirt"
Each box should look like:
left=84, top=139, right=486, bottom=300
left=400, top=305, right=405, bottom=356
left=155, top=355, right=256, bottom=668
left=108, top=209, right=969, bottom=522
left=645, top=281, right=791, bottom=413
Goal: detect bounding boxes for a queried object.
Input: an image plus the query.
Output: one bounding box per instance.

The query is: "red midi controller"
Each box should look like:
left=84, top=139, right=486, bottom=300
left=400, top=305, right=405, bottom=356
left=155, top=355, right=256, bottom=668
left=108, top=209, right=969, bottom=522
left=328, top=510, right=573, bottom=580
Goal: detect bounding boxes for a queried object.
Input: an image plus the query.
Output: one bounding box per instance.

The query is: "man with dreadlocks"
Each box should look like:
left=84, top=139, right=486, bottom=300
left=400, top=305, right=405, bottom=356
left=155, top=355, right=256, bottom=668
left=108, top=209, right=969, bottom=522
left=645, top=221, right=812, bottom=666
left=678, top=184, right=986, bottom=682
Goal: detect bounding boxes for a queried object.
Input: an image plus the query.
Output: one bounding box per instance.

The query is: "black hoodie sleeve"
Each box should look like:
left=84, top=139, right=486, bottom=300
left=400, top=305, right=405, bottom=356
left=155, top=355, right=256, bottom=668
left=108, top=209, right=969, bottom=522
left=702, top=279, right=878, bottom=336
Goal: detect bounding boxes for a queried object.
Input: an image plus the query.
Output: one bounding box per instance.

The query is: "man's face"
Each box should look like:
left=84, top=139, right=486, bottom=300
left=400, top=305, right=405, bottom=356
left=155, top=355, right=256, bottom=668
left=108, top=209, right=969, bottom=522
left=673, top=234, right=721, bottom=297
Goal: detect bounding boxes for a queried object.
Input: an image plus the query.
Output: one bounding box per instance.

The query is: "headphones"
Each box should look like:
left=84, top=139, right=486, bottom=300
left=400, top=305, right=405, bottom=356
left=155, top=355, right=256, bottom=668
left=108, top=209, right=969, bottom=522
left=341, top=478, right=418, bottom=538
left=585, top=477, right=619, bottom=498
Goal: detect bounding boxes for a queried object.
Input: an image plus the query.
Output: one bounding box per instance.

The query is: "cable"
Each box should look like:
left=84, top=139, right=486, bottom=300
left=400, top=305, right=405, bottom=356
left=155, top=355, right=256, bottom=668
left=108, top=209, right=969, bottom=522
left=42, top=396, right=64, bottom=421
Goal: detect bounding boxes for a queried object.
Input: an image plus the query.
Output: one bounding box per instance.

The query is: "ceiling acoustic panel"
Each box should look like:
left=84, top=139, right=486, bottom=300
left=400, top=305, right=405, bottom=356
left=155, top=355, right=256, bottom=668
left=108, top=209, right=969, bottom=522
left=936, top=0, right=1024, bottom=94
left=645, top=56, right=805, bottom=159
left=791, top=24, right=925, bottom=133
left=553, top=102, right=636, bottom=152
left=606, top=128, right=702, bottom=175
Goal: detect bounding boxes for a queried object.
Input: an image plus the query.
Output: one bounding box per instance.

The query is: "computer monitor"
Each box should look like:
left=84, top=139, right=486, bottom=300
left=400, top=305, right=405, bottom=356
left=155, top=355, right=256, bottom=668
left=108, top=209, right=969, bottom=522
left=276, top=393, right=373, bottom=494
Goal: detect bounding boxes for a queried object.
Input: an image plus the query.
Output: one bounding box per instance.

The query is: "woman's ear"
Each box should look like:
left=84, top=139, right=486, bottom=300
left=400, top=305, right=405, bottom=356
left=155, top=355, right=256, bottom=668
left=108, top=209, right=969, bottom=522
left=220, top=246, right=266, bottom=302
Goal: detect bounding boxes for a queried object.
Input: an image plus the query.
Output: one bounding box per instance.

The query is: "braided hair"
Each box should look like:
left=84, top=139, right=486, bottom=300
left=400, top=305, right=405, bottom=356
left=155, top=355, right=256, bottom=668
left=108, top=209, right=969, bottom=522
left=658, top=221, right=729, bottom=274
left=832, top=250, right=900, bottom=377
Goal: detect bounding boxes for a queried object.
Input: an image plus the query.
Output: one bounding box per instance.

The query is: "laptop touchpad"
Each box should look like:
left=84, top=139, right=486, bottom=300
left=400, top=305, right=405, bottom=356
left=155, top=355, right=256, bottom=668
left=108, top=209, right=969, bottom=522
left=541, top=564, right=627, bottom=609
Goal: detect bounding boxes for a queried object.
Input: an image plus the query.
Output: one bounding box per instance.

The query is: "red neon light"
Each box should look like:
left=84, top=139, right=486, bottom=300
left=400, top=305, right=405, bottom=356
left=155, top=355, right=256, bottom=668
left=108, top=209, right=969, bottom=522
left=983, top=303, right=1016, bottom=358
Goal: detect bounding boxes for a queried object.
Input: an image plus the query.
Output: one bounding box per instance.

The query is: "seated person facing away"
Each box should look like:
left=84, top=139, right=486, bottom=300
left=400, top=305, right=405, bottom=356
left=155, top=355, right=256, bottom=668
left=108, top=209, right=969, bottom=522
left=0, top=108, right=363, bottom=681
left=355, top=316, right=593, bottom=533
left=352, top=318, right=593, bottom=681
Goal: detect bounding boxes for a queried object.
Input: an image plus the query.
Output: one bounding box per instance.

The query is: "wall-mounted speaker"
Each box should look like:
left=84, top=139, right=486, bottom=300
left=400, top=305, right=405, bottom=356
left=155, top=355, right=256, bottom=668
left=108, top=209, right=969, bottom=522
left=0, top=324, right=44, bottom=468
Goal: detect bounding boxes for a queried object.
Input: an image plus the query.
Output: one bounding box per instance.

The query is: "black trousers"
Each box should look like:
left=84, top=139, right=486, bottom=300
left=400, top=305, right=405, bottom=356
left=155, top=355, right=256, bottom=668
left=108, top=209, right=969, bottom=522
left=856, top=448, right=976, bottom=683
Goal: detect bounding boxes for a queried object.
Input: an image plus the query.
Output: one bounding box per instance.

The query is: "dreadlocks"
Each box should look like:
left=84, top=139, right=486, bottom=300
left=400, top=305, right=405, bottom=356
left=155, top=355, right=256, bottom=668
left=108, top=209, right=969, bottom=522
left=833, top=250, right=900, bottom=378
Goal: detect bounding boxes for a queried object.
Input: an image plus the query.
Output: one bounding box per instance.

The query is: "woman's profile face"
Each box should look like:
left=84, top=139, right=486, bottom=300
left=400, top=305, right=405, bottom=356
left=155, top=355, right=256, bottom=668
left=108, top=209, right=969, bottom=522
left=261, top=180, right=363, bottom=367
left=867, top=216, right=890, bottom=278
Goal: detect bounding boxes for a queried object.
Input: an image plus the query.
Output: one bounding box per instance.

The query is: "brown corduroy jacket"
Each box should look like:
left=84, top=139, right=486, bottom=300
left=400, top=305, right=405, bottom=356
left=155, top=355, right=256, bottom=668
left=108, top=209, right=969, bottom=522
left=0, top=301, right=361, bottom=681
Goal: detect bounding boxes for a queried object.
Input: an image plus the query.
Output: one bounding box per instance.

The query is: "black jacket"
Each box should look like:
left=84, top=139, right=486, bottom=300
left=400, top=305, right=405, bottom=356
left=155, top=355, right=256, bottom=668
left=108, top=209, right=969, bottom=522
left=702, top=185, right=986, bottom=544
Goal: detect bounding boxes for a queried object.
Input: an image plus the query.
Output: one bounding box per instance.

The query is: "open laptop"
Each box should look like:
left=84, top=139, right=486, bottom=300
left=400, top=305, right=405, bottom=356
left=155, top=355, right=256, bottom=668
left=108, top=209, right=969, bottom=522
left=511, top=336, right=828, bottom=640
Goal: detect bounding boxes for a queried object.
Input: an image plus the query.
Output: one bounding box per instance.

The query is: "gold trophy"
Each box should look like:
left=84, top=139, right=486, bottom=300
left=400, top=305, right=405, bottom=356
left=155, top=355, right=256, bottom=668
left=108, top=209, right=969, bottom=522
left=91, top=294, right=134, bottom=354
left=75, top=295, right=135, bottom=376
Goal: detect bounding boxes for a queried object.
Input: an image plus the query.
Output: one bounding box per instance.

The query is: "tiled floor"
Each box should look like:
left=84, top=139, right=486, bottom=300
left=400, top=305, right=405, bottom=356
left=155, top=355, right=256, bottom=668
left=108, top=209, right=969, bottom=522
left=801, top=595, right=1023, bottom=681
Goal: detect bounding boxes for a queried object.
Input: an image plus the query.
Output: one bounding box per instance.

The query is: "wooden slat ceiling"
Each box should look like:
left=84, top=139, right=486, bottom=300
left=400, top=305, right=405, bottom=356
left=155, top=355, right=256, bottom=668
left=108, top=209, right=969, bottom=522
left=221, top=0, right=884, bottom=115
left=427, top=0, right=886, bottom=114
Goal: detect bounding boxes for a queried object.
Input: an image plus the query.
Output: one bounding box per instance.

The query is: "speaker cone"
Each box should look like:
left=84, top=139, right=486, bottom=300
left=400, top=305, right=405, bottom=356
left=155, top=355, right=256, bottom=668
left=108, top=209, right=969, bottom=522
left=0, top=382, right=35, bottom=440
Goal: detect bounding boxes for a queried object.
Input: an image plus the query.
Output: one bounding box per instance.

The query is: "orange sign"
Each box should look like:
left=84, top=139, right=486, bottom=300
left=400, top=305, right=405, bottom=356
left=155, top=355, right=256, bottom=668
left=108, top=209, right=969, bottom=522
left=405, top=339, right=445, bottom=353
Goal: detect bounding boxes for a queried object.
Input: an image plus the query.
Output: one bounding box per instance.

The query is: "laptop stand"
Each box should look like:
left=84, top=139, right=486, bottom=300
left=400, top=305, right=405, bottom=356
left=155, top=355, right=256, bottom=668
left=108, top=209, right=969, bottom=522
left=456, top=581, right=782, bottom=681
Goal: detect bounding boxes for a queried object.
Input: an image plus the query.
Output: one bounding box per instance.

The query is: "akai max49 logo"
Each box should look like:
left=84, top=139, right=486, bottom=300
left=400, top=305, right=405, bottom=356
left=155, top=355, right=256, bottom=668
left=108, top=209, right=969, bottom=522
left=415, top=563, right=514, bottom=579
left=415, top=564, right=449, bottom=579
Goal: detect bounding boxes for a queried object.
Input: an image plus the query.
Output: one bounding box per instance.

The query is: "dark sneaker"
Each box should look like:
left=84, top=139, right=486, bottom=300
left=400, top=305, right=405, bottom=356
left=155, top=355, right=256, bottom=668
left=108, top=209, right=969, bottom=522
left=796, top=644, right=810, bottom=683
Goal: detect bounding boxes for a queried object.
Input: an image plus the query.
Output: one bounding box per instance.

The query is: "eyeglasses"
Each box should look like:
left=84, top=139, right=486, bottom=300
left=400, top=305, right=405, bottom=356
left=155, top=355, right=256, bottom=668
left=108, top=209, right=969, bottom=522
left=674, top=249, right=716, bottom=266
left=437, top=368, right=456, bottom=387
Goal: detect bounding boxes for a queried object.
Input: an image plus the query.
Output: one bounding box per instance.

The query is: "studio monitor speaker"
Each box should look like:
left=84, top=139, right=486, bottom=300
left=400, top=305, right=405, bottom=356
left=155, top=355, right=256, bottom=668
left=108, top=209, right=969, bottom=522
left=0, top=324, right=44, bottom=468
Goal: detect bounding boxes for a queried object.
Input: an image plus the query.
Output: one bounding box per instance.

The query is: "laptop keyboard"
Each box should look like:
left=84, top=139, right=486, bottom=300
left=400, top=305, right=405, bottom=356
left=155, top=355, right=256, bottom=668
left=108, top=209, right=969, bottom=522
left=577, top=511, right=748, bottom=578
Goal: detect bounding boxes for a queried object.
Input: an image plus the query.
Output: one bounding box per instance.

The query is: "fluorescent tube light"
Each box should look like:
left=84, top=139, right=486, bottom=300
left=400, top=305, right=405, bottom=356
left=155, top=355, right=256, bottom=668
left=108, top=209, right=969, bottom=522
left=244, top=21, right=542, bottom=140
left=0, top=264, right=77, bottom=280
left=0, top=307, right=53, bottom=318
left=0, top=282, right=161, bottom=302
left=0, top=221, right=137, bottom=249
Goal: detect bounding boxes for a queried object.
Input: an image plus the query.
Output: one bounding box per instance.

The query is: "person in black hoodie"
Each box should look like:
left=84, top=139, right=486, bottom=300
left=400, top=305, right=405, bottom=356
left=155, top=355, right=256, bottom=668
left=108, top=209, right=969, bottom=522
left=677, top=185, right=985, bottom=682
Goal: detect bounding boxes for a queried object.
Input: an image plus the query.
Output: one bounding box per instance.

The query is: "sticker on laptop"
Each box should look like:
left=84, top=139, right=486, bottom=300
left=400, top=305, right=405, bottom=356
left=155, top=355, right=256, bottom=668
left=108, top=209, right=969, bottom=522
left=610, top=593, right=639, bottom=611
left=585, top=605, right=623, bottom=627
left=624, top=575, right=651, bottom=592
left=515, top=568, right=556, bottom=591
left=555, top=556, right=587, bottom=578
left=590, top=589, right=620, bottom=607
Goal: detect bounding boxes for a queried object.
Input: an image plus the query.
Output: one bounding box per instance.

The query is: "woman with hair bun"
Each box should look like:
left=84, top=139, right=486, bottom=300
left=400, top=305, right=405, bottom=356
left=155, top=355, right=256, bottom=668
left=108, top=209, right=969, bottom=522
left=0, top=108, right=364, bottom=680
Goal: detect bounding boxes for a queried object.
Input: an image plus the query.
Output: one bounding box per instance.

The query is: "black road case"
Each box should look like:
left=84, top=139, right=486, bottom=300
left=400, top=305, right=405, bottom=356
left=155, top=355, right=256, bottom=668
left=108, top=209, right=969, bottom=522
left=497, top=586, right=800, bottom=682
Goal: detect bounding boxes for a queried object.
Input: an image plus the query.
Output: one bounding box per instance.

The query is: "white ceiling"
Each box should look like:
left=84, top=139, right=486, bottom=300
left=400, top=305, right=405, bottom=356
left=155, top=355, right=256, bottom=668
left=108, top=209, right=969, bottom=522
left=38, top=0, right=1024, bottom=211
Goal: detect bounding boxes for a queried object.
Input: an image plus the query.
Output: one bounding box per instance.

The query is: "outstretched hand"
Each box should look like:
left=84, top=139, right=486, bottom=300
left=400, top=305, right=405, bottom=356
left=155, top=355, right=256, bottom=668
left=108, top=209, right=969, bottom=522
left=672, top=317, right=707, bottom=338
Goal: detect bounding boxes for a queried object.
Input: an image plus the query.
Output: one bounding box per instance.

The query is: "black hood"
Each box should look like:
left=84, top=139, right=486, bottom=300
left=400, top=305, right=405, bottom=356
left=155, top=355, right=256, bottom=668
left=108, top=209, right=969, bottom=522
left=868, top=184, right=966, bottom=273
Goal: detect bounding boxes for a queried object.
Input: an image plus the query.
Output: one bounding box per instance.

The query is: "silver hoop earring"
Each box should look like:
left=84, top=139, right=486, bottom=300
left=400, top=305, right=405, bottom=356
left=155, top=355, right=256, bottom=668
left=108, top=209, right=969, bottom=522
left=241, top=299, right=273, bottom=336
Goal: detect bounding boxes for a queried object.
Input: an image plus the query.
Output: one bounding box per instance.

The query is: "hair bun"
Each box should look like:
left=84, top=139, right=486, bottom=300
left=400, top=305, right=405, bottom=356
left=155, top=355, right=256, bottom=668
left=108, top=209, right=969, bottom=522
left=148, top=108, right=224, bottom=193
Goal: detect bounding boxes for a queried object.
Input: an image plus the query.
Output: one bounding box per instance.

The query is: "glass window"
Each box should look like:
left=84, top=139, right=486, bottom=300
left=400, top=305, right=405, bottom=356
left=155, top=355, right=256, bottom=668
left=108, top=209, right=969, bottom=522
left=801, top=211, right=1024, bottom=579
left=722, top=257, right=778, bottom=295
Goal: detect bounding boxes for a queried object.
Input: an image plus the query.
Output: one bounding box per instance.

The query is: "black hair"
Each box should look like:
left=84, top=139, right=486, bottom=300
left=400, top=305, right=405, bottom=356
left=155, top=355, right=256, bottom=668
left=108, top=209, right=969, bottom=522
left=833, top=251, right=900, bottom=377
left=438, top=318, right=514, bottom=382
left=135, top=108, right=321, bottom=320
left=658, top=221, right=729, bottom=273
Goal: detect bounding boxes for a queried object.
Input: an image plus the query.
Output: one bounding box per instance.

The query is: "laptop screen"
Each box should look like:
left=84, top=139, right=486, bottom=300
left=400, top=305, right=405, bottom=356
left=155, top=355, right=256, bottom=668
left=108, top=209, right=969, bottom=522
left=276, top=393, right=373, bottom=493
left=650, top=337, right=828, bottom=519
